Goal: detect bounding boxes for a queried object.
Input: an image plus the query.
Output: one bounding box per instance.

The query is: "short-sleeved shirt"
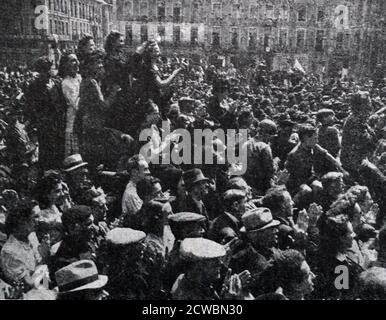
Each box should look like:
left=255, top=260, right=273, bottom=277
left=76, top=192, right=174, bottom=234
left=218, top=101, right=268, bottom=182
left=121, top=181, right=143, bottom=216
left=0, top=234, right=42, bottom=283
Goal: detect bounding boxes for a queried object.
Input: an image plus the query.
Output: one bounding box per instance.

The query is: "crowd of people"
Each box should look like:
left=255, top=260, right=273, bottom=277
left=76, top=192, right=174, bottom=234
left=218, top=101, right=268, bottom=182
left=0, top=30, right=386, bottom=300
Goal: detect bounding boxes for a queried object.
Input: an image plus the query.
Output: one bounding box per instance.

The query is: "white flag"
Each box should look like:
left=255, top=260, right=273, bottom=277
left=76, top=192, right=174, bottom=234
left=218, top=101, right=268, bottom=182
left=294, top=59, right=306, bottom=74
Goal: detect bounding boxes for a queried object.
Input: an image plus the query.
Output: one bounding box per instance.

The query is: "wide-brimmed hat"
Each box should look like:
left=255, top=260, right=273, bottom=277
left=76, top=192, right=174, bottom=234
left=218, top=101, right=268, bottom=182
left=240, top=207, right=280, bottom=233
left=55, top=260, right=108, bottom=293
left=183, top=169, right=210, bottom=188
left=62, top=154, right=88, bottom=172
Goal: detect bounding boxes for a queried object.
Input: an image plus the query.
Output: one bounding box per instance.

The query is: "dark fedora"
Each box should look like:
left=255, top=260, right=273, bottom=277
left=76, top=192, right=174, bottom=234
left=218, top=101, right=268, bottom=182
left=183, top=169, right=210, bottom=188
left=240, top=207, right=280, bottom=233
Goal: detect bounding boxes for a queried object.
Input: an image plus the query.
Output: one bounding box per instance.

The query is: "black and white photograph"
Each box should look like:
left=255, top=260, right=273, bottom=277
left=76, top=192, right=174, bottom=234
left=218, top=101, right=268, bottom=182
left=0, top=0, right=385, bottom=304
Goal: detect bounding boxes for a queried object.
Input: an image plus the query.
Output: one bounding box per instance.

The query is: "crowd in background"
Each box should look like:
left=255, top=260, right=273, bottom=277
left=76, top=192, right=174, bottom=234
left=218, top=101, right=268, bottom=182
left=0, top=30, right=386, bottom=300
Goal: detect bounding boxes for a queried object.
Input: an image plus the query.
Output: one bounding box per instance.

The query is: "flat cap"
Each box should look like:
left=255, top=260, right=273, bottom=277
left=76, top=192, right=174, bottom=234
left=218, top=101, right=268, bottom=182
left=180, top=238, right=226, bottom=261
left=317, top=108, right=335, bottom=119
left=168, top=212, right=206, bottom=223
left=106, top=228, right=146, bottom=246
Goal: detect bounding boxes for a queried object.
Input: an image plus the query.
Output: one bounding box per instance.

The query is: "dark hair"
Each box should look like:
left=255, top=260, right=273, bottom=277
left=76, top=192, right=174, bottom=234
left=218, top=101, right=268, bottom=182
left=262, top=186, right=290, bottom=216
left=319, top=214, right=351, bottom=256
left=34, top=170, right=63, bottom=209
left=223, top=190, right=245, bottom=212
left=58, top=52, right=77, bottom=78
left=139, top=200, right=165, bottom=234
left=297, top=124, right=317, bottom=142
left=261, top=249, right=306, bottom=294
left=61, top=205, right=92, bottom=232
left=34, top=56, right=52, bottom=74
left=77, top=34, right=94, bottom=60
left=5, top=201, right=37, bottom=236
left=82, top=49, right=105, bottom=78
left=105, top=31, right=123, bottom=54
left=137, top=176, right=161, bottom=201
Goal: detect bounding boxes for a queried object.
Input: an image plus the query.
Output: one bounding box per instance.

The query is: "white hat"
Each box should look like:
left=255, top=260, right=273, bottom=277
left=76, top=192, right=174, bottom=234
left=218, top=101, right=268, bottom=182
left=106, top=228, right=146, bottom=246
left=62, top=154, right=88, bottom=172
left=180, top=238, right=226, bottom=261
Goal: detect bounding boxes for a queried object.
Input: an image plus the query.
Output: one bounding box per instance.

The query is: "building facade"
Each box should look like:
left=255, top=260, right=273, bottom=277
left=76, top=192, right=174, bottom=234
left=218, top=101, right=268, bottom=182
left=114, top=0, right=385, bottom=77
left=0, top=0, right=115, bottom=67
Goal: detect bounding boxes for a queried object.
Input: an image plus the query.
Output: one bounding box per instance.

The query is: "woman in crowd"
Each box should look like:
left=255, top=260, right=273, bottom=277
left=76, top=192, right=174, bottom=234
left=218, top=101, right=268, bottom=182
left=75, top=49, right=134, bottom=170
left=77, top=34, right=96, bottom=77
left=34, top=170, right=71, bottom=245
left=315, top=214, right=365, bottom=299
left=0, top=202, right=49, bottom=290
left=58, top=52, right=82, bottom=157
left=134, top=40, right=184, bottom=116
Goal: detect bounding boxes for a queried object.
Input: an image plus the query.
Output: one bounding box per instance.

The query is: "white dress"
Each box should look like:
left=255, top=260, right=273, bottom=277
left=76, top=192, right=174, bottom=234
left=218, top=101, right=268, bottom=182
left=62, top=74, right=82, bottom=157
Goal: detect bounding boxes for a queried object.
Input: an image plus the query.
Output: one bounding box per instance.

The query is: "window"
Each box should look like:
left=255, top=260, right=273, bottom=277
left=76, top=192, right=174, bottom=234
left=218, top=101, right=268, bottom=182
left=191, top=27, right=198, bottom=45
left=343, top=32, right=350, bottom=50
left=315, top=29, right=324, bottom=51
left=231, top=28, right=239, bottom=48
left=298, top=7, right=306, bottom=22
left=158, top=25, right=165, bottom=44
left=213, top=3, right=222, bottom=19
left=266, top=4, right=274, bottom=19
left=157, top=2, right=165, bottom=22
left=212, top=27, right=220, bottom=47
left=66, top=22, right=69, bottom=35
left=191, top=1, right=200, bottom=22
left=297, top=29, right=306, bottom=49
left=336, top=32, right=343, bottom=50
left=140, top=25, right=148, bottom=43
left=173, top=26, right=181, bottom=44
left=125, top=24, right=132, bottom=45
left=50, top=0, right=54, bottom=11
left=248, top=29, right=257, bottom=49
left=124, top=0, right=133, bottom=17
left=50, top=19, right=53, bottom=34
left=140, top=1, right=148, bottom=17
left=317, top=8, right=324, bottom=22
left=355, top=31, right=361, bottom=47
left=232, top=3, right=241, bottom=19
left=264, top=34, right=270, bottom=48
left=173, top=6, right=181, bottom=23
left=279, top=29, right=288, bottom=47
left=281, top=4, right=289, bottom=21
left=249, top=4, right=258, bottom=19
left=72, top=21, right=75, bottom=35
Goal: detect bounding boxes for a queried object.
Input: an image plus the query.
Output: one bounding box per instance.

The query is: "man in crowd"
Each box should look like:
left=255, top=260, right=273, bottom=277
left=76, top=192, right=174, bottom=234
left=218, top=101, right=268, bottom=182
left=121, top=155, right=150, bottom=218
left=244, top=119, right=276, bottom=195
